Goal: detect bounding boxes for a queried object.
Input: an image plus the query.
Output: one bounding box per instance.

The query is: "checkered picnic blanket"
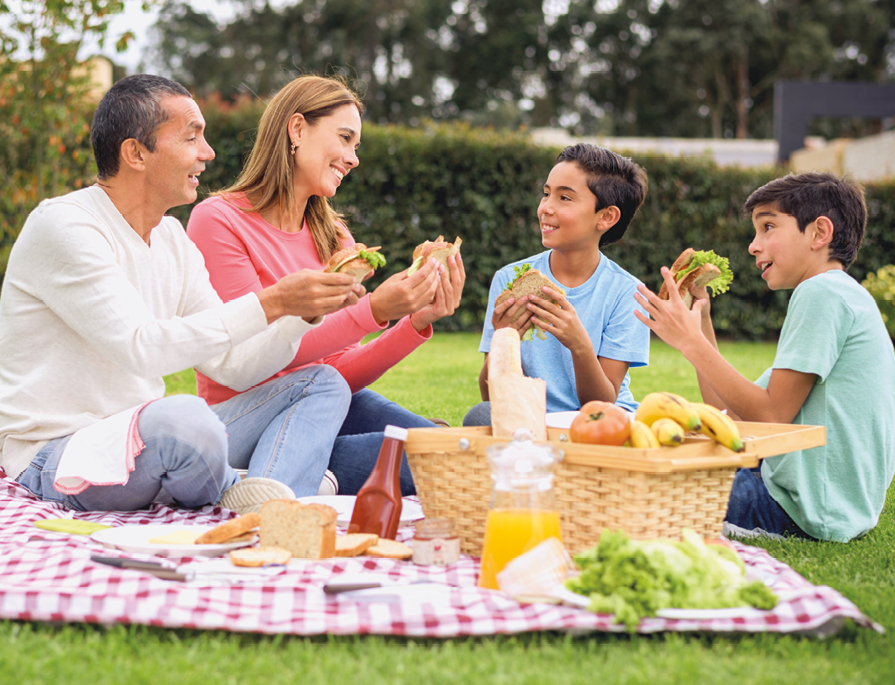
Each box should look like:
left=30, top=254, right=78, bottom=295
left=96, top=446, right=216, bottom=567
left=0, top=477, right=883, bottom=637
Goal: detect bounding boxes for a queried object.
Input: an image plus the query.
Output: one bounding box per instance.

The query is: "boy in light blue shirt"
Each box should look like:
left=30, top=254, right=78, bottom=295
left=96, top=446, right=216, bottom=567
left=465, top=144, right=650, bottom=424
left=636, top=172, right=895, bottom=542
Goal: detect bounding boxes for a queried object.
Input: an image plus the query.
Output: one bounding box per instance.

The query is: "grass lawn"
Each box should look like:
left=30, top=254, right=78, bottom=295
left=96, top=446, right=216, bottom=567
left=6, top=334, right=893, bottom=684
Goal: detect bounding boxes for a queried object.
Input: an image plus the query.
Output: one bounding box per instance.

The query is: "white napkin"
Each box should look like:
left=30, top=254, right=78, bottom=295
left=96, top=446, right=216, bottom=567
left=53, top=401, right=151, bottom=495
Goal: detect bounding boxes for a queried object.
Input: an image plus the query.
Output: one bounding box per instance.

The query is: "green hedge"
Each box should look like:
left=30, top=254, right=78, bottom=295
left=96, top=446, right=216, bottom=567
left=9, top=96, right=895, bottom=339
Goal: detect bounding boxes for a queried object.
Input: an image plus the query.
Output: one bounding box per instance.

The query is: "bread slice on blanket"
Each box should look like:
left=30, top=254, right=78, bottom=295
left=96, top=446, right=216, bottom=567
left=335, top=533, right=380, bottom=557
left=229, top=546, right=292, bottom=567
left=195, top=512, right=260, bottom=545
left=365, top=539, right=413, bottom=559
left=259, top=500, right=337, bottom=559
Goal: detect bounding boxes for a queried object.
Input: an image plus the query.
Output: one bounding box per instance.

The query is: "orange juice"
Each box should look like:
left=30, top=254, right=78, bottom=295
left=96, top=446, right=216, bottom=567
left=477, top=508, right=563, bottom=589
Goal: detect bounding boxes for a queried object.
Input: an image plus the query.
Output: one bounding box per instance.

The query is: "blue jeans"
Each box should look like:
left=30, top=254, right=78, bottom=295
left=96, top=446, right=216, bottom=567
left=725, top=467, right=814, bottom=539
left=210, top=365, right=351, bottom=496
left=16, top=395, right=239, bottom=511
left=462, top=401, right=491, bottom=427
left=328, top=388, right=436, bottom=496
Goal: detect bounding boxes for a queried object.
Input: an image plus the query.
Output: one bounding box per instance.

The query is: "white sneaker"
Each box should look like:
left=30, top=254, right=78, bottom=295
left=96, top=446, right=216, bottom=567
left=218, top=477, right=295, bottom=515
left=317, top=469, right=339, bottom=496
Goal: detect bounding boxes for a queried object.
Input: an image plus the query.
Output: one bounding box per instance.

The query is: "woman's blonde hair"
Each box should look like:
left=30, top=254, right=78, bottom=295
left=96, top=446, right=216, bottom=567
left=218, top=74, right=365, bottom=262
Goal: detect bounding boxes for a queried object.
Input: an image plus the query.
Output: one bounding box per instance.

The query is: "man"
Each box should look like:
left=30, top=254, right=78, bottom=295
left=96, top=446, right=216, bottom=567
left=0, top=74, right=365, bottom=514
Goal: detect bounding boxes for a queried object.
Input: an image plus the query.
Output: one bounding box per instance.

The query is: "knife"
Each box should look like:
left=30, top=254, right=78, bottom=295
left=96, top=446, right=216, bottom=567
left=91, top=555, right=189, bottom=581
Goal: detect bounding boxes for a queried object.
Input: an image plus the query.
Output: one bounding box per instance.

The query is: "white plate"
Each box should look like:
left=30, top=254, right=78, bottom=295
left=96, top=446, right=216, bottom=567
left=545, top=411, right=580, bottom=429
left=295, top=495, right=424, bottom=526
left=91, top=524, right=255, bottom=558
left=556, top=588, right=767, bottom=620
left=546, top=409, right=635, bottom=430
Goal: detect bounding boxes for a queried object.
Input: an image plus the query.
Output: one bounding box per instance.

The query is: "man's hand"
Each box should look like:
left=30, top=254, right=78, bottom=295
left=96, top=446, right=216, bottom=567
left=409, top=253, right=466, bottom=331
left=259, top=270, right=363, bottom=324
left=368, top=258, right=441, bottom=325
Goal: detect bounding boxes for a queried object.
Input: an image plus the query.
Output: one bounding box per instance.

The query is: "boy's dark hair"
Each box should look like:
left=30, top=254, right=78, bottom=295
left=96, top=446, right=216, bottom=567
left=554, top=143, right=648, bottom=247
left=91, top=74, right=192, bottom=180
left=744, top=172, right=866, bottom=270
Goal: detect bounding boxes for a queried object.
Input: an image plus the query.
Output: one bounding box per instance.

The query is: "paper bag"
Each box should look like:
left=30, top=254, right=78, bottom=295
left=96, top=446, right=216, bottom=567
left=489, top=372, right=547, bottom=441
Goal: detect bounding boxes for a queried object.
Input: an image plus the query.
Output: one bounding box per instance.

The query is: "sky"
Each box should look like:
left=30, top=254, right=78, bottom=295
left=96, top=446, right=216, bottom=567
left=98, top=1, right=247, bottom=73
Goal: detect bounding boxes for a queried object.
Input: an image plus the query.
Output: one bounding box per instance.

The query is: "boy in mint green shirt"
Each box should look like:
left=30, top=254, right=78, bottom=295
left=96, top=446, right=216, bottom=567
left=634, top=172, right=895, bottom=542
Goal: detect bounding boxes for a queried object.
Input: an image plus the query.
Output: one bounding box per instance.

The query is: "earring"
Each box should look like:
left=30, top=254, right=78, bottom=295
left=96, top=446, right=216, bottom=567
left=290, top=140, right=296, bottom=156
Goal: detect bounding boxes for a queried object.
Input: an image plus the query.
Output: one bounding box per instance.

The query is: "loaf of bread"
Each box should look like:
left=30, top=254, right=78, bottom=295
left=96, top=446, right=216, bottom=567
left=489, top=328, right=523, bottom=377
left=259, top=500, right=337, bottom=559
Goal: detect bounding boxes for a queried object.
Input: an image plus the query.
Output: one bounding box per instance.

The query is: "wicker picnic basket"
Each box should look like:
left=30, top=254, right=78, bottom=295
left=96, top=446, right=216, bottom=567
left=405, top=423, right=825, bottom=556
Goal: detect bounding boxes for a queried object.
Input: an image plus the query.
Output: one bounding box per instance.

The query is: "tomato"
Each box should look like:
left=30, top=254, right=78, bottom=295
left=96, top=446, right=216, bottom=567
left=569, top=401, right=632, bottom=446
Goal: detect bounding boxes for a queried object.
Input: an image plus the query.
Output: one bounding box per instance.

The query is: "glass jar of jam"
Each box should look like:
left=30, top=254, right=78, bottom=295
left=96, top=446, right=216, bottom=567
left=412, top=518, right=460, bottom=566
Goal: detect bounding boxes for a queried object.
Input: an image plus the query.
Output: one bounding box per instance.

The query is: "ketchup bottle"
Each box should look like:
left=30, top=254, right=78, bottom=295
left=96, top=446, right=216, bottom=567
left=348, top=425, right=407, bottom=539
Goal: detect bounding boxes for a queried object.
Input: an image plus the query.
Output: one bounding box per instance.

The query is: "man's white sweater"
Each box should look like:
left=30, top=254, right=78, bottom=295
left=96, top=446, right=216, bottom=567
left=0, top=186, right=319, bottom=479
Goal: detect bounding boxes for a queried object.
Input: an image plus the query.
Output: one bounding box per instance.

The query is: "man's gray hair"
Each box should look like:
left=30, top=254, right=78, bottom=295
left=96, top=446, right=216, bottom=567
left=91, top=74, right=191, bottom=180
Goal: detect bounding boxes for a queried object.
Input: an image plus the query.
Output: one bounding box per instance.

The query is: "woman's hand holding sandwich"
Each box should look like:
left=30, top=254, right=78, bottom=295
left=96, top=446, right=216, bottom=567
left=408, top=252, right=467, bottom=331
left=368, top=257, right=440, bottom=326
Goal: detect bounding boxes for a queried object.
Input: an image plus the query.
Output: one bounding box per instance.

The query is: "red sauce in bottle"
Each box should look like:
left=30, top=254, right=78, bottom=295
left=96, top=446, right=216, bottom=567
left=347, top=425, right=407, bottom=540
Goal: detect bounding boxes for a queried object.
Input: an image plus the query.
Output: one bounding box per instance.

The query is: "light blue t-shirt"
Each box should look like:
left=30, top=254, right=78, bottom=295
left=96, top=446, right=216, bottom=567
left=479, top=250, right=650, bottom=412
left=756, top=270, right=895, bottom=542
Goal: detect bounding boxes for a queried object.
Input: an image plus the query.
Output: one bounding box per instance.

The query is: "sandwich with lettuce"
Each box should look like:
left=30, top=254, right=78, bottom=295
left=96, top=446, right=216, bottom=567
left=658, top=248, right=733, bottom=309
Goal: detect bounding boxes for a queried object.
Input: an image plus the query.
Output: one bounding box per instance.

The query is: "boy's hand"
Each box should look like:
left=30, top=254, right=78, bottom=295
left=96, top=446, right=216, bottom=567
left=526, top=287, right=591, bottom=353
left=634, top=266, right=706, bottom=354
left=492, top=292, right=534, bottom=337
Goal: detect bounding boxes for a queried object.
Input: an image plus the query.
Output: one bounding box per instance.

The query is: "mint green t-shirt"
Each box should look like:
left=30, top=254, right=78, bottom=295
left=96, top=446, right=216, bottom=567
left=755, top=271, right=895, bottom=541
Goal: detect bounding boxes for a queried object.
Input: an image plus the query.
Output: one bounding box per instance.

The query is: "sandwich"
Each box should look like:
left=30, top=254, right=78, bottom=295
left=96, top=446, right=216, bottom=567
left=407, top=235, right=462, bottom=277
left=658, top=248, right=733, bottom=309
left=324, top=243, right=386, bottom=282
left=494, top=264, right=566, bottom=341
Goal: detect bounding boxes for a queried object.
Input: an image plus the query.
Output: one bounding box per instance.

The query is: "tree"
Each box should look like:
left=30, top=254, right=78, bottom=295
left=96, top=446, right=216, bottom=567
left=0, top=0, right=133, bottom=274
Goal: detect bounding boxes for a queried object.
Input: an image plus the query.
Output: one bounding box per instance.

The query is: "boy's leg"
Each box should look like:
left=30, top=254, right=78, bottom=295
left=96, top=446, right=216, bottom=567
left=462, top=401, right=491, bottom=427
left=16, top=394, right=237, bottom=511
left=725, top=467, right=814, bottom=539
left=211, top=365, right=351, bottom=497
left=327, top=388, right=434, bottom=496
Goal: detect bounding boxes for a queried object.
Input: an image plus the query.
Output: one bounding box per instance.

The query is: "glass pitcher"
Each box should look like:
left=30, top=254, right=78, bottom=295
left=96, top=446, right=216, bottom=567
left=477, top=429, right=564, bottom=590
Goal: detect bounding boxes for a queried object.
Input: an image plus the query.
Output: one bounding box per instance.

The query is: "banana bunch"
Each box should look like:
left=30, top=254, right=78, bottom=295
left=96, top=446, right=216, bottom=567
left=690, top=402, right=745, bottom=452
left=634, top=392, right=702, bottom=432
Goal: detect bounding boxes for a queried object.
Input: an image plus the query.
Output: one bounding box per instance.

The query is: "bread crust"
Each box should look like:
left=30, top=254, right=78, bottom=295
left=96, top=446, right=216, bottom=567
left=195, top=512, right=260, bottom=545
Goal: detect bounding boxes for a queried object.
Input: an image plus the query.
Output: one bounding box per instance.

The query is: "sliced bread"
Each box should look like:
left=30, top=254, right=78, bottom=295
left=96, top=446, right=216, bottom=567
left=229, top=546, right=292, bottom=567
left=365, top=539, right=413, bottom=559
left=335, top=533, right=380, bottom=557
left=195, top=512, right=260, bottom=545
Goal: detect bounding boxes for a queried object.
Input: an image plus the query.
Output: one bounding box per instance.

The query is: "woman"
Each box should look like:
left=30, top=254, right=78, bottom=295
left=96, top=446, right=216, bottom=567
left=187, top=74, right=465, bottom=496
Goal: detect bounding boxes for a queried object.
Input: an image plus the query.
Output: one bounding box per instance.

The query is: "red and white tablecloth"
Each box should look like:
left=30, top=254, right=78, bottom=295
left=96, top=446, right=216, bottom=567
left=0, top=477, right=883, bottom=637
